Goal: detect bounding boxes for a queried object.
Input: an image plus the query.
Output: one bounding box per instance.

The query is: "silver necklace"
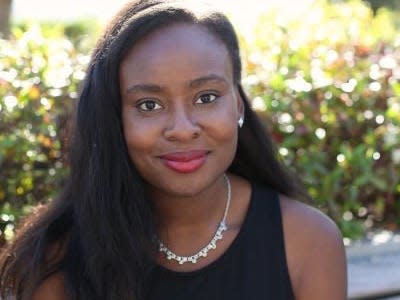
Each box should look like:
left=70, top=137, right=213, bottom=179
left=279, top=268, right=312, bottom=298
left=158, top=174, right=231, bottom=265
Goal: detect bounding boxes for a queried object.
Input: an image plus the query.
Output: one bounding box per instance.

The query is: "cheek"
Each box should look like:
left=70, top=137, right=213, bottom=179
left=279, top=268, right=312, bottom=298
left=201, top=99, right=239, bottom=144
left=122, top=110, right=160, bottom=156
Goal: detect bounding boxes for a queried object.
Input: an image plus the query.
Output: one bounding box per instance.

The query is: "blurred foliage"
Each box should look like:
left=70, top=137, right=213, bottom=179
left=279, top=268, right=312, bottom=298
left=14, top=19, right=102, bottom=52
left=240, top=0, right=400, bottom=239
left=362, top=0, right=400, bottom=13
left=0, top=23, right=91, bottom=246
left=0, top=0, right=399, bottom=242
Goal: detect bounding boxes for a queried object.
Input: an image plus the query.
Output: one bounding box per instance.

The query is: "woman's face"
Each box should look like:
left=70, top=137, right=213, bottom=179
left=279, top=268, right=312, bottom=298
left=119, top=23, right=243, bottom=197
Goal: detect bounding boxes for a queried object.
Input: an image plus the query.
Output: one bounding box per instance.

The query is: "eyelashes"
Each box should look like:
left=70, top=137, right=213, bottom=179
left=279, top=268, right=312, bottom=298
left=195, top=93, right=217, bottom=104
left=136, top=92, right=220, bottom=112
left=137, top=100, right=162, bottom=111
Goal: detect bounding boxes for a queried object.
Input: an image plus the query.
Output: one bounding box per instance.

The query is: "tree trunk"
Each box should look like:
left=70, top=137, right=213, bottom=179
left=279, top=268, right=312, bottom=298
left=0, top=0, right=12, bottom=38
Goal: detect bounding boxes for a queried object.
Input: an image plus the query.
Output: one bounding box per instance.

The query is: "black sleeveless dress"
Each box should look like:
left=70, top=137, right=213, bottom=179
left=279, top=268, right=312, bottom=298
left=146, top=183, right=296, bottom=300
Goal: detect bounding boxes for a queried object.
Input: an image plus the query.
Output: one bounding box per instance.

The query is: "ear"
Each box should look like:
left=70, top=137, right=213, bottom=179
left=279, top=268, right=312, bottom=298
left=234, top=86, right=245, bottom=120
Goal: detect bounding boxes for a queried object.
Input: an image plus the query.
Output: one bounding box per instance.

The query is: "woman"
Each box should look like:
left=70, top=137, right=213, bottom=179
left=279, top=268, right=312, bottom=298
left=0, top=0, right=347, bottom=299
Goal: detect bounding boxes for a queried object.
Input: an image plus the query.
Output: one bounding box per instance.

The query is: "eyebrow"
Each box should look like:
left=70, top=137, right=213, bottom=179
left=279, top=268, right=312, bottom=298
left=126, top=83, right=162, bottom=94
left=188, top=74, right=229, bottom=89
left=126, top=74, right=229, bottom=94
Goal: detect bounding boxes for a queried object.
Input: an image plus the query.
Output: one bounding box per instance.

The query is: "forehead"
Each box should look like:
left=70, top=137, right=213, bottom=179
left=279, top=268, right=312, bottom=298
left=119, top=23, right=233, bottom=85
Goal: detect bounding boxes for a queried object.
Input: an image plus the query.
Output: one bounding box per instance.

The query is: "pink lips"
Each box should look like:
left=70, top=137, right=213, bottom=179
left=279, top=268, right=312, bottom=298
left=159, top=150, right=208, bottom=173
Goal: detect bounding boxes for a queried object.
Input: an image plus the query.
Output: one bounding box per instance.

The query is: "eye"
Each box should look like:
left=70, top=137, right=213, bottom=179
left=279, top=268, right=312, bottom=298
left=137, top=100, right=162, bottom=111
left=195, top=93, right=218, bottom=104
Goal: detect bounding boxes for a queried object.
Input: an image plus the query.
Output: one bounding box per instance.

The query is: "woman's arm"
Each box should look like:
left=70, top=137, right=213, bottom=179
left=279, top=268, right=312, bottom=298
left=280, top=195, right=347, bottom=300
left=32, top=272, right=66, bottom=300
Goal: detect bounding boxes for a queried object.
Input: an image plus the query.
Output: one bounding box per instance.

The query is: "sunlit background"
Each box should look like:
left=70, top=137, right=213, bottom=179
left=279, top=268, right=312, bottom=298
left=12, top=0, right=314, bottom=19
left=0, top=0, right=400, bottom=243
left=2, top=0, right=400, bottom=298
left=3, top=0, right=400, bottom=246
left=12, top=0, right=316, bottom=33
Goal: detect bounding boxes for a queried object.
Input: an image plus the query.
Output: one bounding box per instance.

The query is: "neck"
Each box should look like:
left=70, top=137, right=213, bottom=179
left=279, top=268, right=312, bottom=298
left=148, top=175, right=228, bottom=232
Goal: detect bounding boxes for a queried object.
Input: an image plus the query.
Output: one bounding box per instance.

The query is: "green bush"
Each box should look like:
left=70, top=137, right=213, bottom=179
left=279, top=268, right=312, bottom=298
left=1, top=0, right=399, bottom=241
left=239, top=0, right=400, bottom=238
left=0, top=24, right=89, bottom=246
left=361, top=0, right=400, bottom=13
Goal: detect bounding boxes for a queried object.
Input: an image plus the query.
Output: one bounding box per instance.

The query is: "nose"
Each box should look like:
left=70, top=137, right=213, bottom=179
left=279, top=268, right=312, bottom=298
left=163, top=107, right=200, bottom=142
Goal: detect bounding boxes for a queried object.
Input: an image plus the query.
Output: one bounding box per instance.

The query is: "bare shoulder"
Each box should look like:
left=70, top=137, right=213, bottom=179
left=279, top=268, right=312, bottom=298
left=279, top=194, right=347, bottom=300
left=31, top=237, right=68, bottom=300
left=279, top=194, right=343, bottom=243
left=32, top=272, right=66, bottom=300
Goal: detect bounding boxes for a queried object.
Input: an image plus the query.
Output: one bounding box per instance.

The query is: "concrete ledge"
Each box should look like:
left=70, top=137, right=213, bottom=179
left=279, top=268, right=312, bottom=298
left=349, top=290, right=400, bottom=300
left=347, top=232, right=400, bottom=300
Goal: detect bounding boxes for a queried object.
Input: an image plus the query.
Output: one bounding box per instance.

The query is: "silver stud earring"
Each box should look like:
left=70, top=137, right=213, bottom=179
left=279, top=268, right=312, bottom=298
left=238, top=117, right=244, bottom=128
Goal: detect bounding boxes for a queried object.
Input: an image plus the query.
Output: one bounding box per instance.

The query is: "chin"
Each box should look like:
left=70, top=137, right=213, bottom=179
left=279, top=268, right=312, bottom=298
left=166, top=181, right=210, bottom=197
left=147, top=172, right=218, bottom=199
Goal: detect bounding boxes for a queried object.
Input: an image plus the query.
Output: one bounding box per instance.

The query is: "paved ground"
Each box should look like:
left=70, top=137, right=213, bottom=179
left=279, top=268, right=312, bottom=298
left=347, top=231, right=400, bottom=299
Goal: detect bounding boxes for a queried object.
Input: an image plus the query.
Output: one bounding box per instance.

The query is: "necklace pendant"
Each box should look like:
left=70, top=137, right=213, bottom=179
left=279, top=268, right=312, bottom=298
left=178, top=257, right=187, bottom=264
left=157, top=174, right=231, bottom=265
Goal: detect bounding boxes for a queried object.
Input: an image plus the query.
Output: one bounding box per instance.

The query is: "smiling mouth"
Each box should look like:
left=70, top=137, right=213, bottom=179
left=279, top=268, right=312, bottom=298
left=159, top=150, right=209, bottom=173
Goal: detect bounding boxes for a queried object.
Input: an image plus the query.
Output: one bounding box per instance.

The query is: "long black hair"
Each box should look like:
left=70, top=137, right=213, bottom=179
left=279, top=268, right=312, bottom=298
left=0, top=1, right=307, bottom=299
